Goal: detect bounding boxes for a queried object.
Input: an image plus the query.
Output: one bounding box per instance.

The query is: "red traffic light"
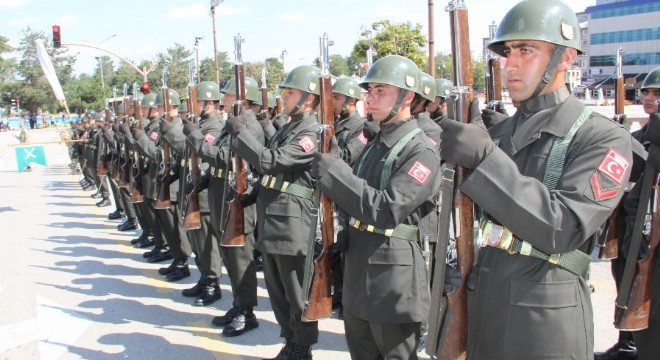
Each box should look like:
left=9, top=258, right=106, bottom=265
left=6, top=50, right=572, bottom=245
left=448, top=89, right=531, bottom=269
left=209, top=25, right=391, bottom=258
left=52, top=25, right=61, bottom=48
left=140, top=83, right=150, bottom=95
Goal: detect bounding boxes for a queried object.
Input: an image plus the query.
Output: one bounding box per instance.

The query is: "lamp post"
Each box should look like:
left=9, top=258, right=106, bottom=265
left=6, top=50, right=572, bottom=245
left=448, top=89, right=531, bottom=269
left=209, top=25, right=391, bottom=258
left=210, top=0, right=223, bottom=84
left=194, top=36, right=203, bottom=83
left=280, top=49, right=287, bottom=80
left=95, top=56, right=105, bottom=94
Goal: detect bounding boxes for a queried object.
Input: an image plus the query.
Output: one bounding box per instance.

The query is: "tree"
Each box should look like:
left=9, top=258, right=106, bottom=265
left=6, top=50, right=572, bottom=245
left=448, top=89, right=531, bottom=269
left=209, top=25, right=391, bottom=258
left=198, top=51, right=233, bottom=87
left=352, top=20, right=427, bottom=69
left=149, top=43, right=193, bottom=94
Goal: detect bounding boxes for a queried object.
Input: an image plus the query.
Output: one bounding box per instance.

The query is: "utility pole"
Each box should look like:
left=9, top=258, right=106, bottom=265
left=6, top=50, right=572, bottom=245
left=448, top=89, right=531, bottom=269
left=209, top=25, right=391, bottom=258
left=428, top=0, right=435, bottom=76
left=210, top=0, right=223, bottom=84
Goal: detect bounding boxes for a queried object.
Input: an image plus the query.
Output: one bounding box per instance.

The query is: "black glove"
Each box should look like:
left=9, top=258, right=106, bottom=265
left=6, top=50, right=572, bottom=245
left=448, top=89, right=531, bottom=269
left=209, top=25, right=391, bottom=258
left=481, top=108, right=508, bottom=129
left=133, top=129, right=145, bottom=140
left=362, top=119, right=380, bottom=142
left=183, top=118, right=198, bottom=136
left=469, top=99, right=481, bottom=123
left=226, top=114, right=248, bottom=136
left=645, top=113, right=660, bottom=147
left=311, top=138, right=340, bottom=179
left=119, top=121, right=129, bottom=134
left=439, top=118, right=495, bottom=169
left=159, top=118, right=173, bottom=134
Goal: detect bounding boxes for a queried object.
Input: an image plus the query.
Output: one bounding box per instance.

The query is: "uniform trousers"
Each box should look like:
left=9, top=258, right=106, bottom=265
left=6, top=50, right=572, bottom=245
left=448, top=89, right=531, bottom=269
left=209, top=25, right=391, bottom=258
left=119, top=187, right=136, bottom=218
left=187, top=212, right=221, bottom=281
left=145, top=198, right=165, bottom=247
left=155, top=202, right=191, bottom=262
left=262, top=253, right=318, bottom=346
left=343, top=309, right=421, bottom=360
left=108, top=179, right=123, bottom=212
left=632, top=257, right=660, bottom=360
left=133, top=200, right=151, bottom=233
left=220, top=230, right=258, bottom=308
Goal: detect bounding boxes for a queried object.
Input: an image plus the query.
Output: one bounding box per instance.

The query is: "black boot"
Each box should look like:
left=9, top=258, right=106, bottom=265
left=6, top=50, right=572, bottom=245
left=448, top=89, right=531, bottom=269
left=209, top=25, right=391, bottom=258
left=288, top=344, right=312, bottom=360
left=165, top=264, right=190, bottom=282
left=91, top=192, right=103, bottom=199
left=159, top=260, right=178, bottom=276
left=96, top=198, right=111, bottom=207
left=147, top=248, right=173, bottom=263
left=135, top=237, right=155, bottom=249
left=194, top=280, right=221, bottom=306
left=182, top=280, right=204, bottom=297
left=118, top=217, right=138, bottom=231
left=131, top=232, right=152, bottom=245
left=262, top=340, right=295, bottom=360
left=222, top=308, right=259, bottom=337
left=212, top=307, right=240, bottom=327
left=108, top=209, right=124, bottom=220
left=595, top=332, right=637, bottom=360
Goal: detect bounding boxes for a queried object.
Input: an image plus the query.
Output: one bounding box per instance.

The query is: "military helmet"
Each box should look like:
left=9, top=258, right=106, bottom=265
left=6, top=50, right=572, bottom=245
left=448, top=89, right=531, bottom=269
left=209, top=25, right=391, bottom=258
left=141, top=93, right=157, bottom=108
left=179, top=99, right=188, bottom=113
left=332, top=77, right=362, bottom=100
left=435, top=79, right=453, bottom=98
left=197, top=81, right=223, bottom=101
left=154, top=88, right=181, bottom=107
left=641, top=67, right=660, bottom=90
left=85, top=110, right=97, bottom=120
left=278, top=65, right=322, bottom=95
left=359, top=55, right=419, bottom=93
left=417, top=72, right=437, bottom=102
left=221, top=77, right=260, bottom=103
left=488, top=0, right=583, bottom=57
left=267, top=92, right=276, bottom=108
left=94, top=111, right=104, bottom=121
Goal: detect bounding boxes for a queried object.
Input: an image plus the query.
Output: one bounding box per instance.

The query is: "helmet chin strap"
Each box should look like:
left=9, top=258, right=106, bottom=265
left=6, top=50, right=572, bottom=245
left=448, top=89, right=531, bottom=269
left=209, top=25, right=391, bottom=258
left=288, top=91, right=310, bottom=116
left=530, top=45, right=566, bottom=100
left=381, top=89, right=408, bottom=124
left=340, top=97, right=351, bottom=117
left=199, top=100, right=211, bottom=118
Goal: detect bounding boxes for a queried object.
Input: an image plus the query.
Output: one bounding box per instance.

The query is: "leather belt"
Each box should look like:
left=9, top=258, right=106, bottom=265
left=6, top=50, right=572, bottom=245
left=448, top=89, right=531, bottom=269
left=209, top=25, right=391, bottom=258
left=349, top=218, right=419, bottom=242
left=209, top=166, right=232, bottom=179
left=260, top=174, right=314, bottom=201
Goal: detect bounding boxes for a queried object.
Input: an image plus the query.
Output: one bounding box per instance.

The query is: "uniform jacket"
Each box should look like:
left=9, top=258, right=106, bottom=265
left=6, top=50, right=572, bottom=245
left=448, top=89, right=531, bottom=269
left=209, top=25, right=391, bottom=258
left=460, top=88, right=633, bottom=360
left=334, top=110, right=367, bottom=167
left=160, top=116, right=186, bottom=203
left=134, top=118, right=161, bottom=199
left=415, top=111, right=442, bottom=146
left=318, top=118, right=441, bottom=323
left=234, top=111, right=318, bottom=255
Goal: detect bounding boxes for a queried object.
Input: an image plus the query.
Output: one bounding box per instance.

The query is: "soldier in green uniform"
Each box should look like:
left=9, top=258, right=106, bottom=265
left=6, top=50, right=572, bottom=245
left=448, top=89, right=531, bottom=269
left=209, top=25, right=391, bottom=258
left=91, top=112, right=111, bottom=207
left=226, top=65, right=321, bottom=360
left=437, top=0, right=634, bottom=358
left=428, top=78, right=452, bottom=126
left=312, top=55, right=440, bottom=359
left=112, top=101, right=139, bottom=231
left=412, top=72, right=442, bottom=145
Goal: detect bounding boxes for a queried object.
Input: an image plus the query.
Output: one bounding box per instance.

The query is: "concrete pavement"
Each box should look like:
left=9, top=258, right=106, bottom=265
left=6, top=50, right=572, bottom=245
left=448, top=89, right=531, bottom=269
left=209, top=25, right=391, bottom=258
left=0, top=127, right=620, bottom=359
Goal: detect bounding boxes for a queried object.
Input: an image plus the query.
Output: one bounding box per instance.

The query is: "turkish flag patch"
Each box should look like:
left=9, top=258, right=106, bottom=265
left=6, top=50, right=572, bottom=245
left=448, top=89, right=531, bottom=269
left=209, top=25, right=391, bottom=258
left=204, top=133, right=216, bottom=144
left=597, top=149, right=628, bottom=185
left=429, top=138, right=437, bottom=146
left=149, top=131, right=159, bottom=141
left=299, top=136, right=316, bottom=153
left=590, top=173, right=619, bottom=201
left=358, top=131, right=368, bottom=144
left=408, top=161, right=431, bottom=184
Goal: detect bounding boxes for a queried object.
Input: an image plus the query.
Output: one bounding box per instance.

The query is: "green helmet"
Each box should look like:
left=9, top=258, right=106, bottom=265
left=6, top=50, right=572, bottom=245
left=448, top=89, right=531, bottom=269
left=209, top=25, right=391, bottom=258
left=435, top=79, right=453, bottom=98
left=332, top=77, right=362, bottom=100
left=359, top=55, right=419, bottom=93
left=197, top=81, right=223, bottom=101
left=267, top=92, right=276, bottom=108
left=417, top=72, right=436, bottom=102
left=278, top=65, right=322, bottom=95
left=221, top=77, right=260, bottom=103
left=85, top=110, right=97, bottom=120
left=141, top=93, right=157, bottom=108
left=488, top=0, right=583, bottom=57
left=94, top=111, right=104, bottom=121
left=641, top=67, right=660, bottom=90
left=154, top=88, right=181, bottom=107
left=179, top=99, right=188, bottom=113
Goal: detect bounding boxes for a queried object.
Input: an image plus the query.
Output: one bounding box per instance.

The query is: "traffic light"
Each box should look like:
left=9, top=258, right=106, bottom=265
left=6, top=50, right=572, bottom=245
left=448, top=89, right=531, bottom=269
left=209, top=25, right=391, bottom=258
left=52, top=25, right=61, bottom=48
left=140, top=82, right=150, bottom=95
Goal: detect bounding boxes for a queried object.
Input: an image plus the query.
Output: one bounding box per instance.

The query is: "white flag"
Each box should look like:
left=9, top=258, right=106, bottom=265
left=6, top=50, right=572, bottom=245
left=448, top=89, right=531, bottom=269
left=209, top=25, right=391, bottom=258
left=35, top=39, right=66, bottom=102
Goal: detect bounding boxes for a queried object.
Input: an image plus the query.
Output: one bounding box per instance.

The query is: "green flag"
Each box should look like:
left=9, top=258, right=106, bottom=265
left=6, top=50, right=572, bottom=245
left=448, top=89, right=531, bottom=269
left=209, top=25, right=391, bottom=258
left=14, top=145, right=47, bottom=172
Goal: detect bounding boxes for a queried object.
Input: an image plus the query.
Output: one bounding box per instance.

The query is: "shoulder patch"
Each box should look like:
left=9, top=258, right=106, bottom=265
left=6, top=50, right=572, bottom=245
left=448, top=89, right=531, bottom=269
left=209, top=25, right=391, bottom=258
left=358, top=131, right=368, bottom=144
left=408, top=161, right=431, bottom=184
left=149, top=131, right=159, bottom=141
left=299, top=136, right=316, bottom=153
left=204, top=133, right=216, bottom=144
left=597, top=148, right=628, bottom=185
left=429, top=138, right=437, bottom=146
left=590, top=173, right=619, bottom=201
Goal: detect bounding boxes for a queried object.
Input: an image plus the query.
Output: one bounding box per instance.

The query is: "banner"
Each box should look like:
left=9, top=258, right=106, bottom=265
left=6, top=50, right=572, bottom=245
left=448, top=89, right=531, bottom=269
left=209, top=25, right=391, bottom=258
left=35, top=39, right=70, bottom=115
left=14, top=145, right=47, bottom=172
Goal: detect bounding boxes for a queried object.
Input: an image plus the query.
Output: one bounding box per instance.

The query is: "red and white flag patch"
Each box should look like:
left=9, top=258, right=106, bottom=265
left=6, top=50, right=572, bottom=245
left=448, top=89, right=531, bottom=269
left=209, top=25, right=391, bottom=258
left=149, top=131, right=159, bottom=141
left=358, top=131, right=368, bottom=144
left=590, top=173, right=619, bottom=201
left=204, top=133, right=216, bottom=144
left=597, top=148, right=628, bottom=185
left=408, top=161, right=431, bottom=184
left=299, top=136, right=316, bottom=153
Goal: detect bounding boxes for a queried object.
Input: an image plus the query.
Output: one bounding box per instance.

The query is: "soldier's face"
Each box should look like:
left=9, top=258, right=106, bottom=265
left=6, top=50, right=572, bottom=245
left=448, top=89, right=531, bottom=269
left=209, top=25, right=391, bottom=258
left=222, top=93, right=235, bottom=109
left=280, top=87, right=304, bottom=115
left=501, top=40, right=554, bottom=102
left=641, top=88, right=660, bottom=115
left=332, top=93, right=347, bottom=117
left=364, top=83, right=402, bottom=123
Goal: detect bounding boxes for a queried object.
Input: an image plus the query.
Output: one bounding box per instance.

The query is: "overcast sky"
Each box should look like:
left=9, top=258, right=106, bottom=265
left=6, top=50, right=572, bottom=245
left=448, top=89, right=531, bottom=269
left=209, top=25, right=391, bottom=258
left=0, top=0, right=597, bottom=76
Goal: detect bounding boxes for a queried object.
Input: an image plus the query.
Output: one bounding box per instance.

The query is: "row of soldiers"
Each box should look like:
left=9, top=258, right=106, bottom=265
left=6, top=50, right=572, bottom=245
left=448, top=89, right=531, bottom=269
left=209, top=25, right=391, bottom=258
left=62, top=0, right=660, bottom=359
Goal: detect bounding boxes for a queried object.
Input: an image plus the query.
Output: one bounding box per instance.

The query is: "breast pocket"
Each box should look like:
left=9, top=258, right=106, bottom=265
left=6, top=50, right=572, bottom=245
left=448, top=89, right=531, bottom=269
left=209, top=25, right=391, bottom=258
left=504, top=279, right=578, bottom=359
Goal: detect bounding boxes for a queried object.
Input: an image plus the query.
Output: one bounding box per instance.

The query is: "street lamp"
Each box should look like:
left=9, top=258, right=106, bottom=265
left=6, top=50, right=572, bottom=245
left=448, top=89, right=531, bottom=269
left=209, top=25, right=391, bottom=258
left=280, top=49, right=287, bottom=79
left=194, top=36, right=203, bottom=82
left=210, top=0, right=224, bottom=84
left=98, top=34, right=116, bottom=44
left=95, top=57, right=105, bottom=100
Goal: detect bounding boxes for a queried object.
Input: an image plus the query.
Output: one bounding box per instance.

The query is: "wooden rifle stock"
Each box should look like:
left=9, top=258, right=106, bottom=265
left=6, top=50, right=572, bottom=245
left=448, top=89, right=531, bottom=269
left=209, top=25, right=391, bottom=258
left=600, top=48, right=626, bottom=260
left=110, top=96, right=121, bottom=181
left=221, top=55, right=247, bottom=247
left=302, top=69, right=334, bottom=322
left=155, top=80, right=172, bottom=209
left=118, top=93, right=132, bottom=187
left=183, top=81, right=202, bottom=230
left=431, top=2, right=475, bottom=358
left=485, top=57, right=503, bottom=112
left=96, top=108, right=110, bottom=176
left=131, top=93, right=145, bottom=203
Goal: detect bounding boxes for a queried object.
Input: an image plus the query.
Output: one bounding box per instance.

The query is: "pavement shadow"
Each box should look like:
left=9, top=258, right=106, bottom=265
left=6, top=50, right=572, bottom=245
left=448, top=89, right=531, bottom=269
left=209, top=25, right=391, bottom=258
left=52, top=212, right=103, bottom=219
left=34, top=245, right=131, bottom=259
left=0, top=206, right=18, bottom=213
left=47, top=202, right=95, bottom=208
left=45, top=234, right=119, bottom=247
left=36, top=276, right=173, bottom=298
left=34, top=259, right=141, bottom=277
left=46, top=220, right=110, bottom=230
left=73, top=298, right=208, bottom=327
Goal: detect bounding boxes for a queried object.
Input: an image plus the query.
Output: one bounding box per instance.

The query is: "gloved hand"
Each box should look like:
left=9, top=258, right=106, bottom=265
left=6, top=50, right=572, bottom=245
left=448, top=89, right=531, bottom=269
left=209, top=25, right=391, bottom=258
left=362, top=118, right=380, bottom=142
left=469, top=98, right=481, bottom=123
left=185, top=129, right=204, bottom=151
left=226, top=113, right=248, bottom=136
left=311, top=138, right=340, bottom=179
left=159, top=118, right=173, bottom=134
left=645, top=113, right=660, bottom=147
left=439, top=118, right=495, bottom=169
left=481, top=108, right=509, bottom=129
left=183, top=118, right=198, bottom=136
left=119, top=121, right=129, bottom=134
left=133, top=129, right=145, bottom=140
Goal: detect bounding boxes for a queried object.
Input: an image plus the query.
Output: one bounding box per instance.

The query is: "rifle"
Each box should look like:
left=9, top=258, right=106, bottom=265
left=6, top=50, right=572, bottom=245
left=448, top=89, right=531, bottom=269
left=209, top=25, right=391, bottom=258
left=119, top=84, right=132, bottom=188
left=301, top=32, right=334, bottom=322
left=614, top=146, right=660, bottom=331
left=131, top=82, right=145, bottom=203
left=426, top=1, right=475, bottom=358
left=220, top=34, right=247, bottom=247
left=96, top=105, right=110, bottom=176
left=183, top=61, right=202, bottom=230
left=484, top=22, right=503, bottom=112
left=259, top=66, right=269, bottom=120
left=112, top=86, right=124, bottom=183
left=599, top=47, right=626, bottom=260
left=154, top=70, right=172, bottom=209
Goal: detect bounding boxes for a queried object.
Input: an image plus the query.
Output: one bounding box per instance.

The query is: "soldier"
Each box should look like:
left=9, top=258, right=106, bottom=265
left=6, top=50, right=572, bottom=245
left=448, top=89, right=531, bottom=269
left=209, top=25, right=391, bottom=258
left=412, top=72, right=442, bottom=145
left=91, top=112, right=111, bottom=207
left=80, top=112, right=97, bottom=191
left=437, top=0, right=633, bottom=358
left=113, top=101, right=139, bottom=231
left=428, top=78, right=452, bottom=125
left=226, top=65, right=321, bottom=360
left=311, top=55, right=439, bottom=359
left=597, top=67, right=660, bottom=360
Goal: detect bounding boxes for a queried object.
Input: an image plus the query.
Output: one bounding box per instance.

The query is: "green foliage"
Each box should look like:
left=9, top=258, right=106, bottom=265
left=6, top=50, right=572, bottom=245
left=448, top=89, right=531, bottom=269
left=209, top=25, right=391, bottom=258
left=244, top=57, right=285, bottom=93
left=352, top=20, right=427, bottom=69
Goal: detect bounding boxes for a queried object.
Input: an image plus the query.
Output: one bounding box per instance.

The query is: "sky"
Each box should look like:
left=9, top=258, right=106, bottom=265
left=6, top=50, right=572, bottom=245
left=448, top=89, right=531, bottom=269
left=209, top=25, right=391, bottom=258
left=0, top=0, right=597, bottom=77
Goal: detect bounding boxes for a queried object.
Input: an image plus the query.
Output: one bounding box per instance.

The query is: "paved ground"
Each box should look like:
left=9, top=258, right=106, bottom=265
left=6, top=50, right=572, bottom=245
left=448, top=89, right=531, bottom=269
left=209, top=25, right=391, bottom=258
left=0, top=127, right=620, bottom=359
